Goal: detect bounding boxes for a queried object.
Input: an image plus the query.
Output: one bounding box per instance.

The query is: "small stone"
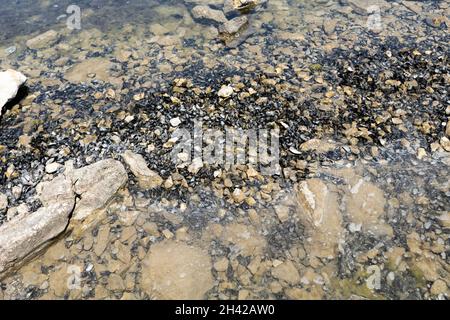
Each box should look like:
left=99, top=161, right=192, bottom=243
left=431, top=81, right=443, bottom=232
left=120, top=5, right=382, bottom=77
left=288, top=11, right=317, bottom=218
left=191, top=5, right=228, bottom=24
left=417, top=147, right=427, bottom=160
left=107, top=274, right=125, bottom=291
left=188, top=157, right=203, bottom=174
left=45, top=162, right=62, bottom=174
left=271, top=260, right=301, bottom=285
left=162, top=229, right=174, bottom=239
left=445, top=120, right=450, bottom=137
left=430, top=279, right=447, bottom=295
left=122, top=150, right=163, bottom=189
left=142, top=222, right=159, bottom=237
left=170, top=117, right=182, bottom=127
left=274, top=205, right=289, bottom=223
left=12, top=185, right=22, bottom=199
left=218, top=85, right=234, bottom=98
left=440, top=136, right=450, bottom=152
left=214, top=257, right=229, bottom=272
left=323, top=20, right=337, bottom=35
left=5, top=46, right=16, bottom=55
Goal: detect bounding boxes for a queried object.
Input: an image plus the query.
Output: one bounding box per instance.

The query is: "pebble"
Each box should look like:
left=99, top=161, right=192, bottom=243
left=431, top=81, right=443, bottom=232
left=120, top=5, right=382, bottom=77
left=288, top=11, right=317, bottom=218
left=45, top=162, right=62, bottom=174
left=218, top=85, right=234, bottom=98
left=170, top=117, right=182, bottom=127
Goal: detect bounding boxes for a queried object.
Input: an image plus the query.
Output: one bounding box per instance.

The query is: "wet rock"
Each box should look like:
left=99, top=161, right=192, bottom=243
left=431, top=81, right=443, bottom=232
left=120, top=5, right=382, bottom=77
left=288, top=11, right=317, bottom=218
left=0, top=200, right=75, bottom=278
left=323, top=20, right=337, bottom=35
left=107, top=274, right=125, bottom=292
left=271, top=260, right=301, bottom=285
left=64, top=58, right=116, bottom=84
left=0, top=194, right=7, bottom=211
left=149, top=35, right=181, bottom=46
left=45, top=162, right=62, bottom=174
left=67, top=159, right=128, bottom=230
left=218, top=16, right=249, bottom=46
left=122, top=150, right=163, bottom=190
left=295, top=179, right=343, bottom=260
left=220, top=223, right=266, bottom=256
left=25, top=30, right=58, bottom=49
left=219, top=15, right=248, bottom=35
left=344, top=179, right=393, bottom=237
left=224, top=0, right=263, bottom=15
left=300, top=138, right=337, bottom=154
left=141, top=241, right=213, bottom=299
left=218, top=85, right=234, bottom=98
left=48, top=264, right=69, bottom=297
left=430, top=279, right=448, bottom=296
left=214, top=257, right=229, bottom=272
left=0, top=69, right=27, bottom=115
left=345, top=0, right=389, bottom=16
left=191, top=5, right=228, bottom=24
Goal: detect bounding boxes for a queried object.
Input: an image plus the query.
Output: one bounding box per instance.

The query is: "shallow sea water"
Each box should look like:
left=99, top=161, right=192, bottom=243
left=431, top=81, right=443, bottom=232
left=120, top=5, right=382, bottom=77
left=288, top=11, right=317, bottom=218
left=0, top=0, right=449, bottom=300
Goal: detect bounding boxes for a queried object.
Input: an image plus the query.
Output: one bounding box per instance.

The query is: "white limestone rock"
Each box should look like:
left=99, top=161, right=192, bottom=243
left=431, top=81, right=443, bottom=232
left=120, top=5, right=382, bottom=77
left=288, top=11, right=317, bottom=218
left=0, top=69, right=27, bottom=115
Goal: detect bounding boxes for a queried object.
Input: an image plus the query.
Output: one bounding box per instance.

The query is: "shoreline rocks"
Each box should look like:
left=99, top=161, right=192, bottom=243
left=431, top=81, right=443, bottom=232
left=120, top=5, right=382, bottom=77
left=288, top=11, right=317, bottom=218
left=0, top=159, right=128, bottom=278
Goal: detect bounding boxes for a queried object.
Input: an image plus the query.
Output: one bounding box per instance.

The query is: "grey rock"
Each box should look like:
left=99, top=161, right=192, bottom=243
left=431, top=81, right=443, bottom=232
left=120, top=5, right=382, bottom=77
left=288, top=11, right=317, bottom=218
left=191, top=5, right=228, bottom=24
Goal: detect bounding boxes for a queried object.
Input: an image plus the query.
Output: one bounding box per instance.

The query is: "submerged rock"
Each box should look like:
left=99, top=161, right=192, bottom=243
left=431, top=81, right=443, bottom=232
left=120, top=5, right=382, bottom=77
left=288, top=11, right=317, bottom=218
left=25, top=29, right=59, bottom=49
left=0, top=194, right=7, bottom=211
left=122, top=150, right=163, bottom=190
left=141, top=241, right=214, bottom=299
left=0, top=200, right=75, bottom=278
left=191, top=5, right=228, bottom=24
left=0, top=69, right=27, bottom=115
left=295, top=179, right=343, bottom=260
left=218, top=16, right=249, bottom=46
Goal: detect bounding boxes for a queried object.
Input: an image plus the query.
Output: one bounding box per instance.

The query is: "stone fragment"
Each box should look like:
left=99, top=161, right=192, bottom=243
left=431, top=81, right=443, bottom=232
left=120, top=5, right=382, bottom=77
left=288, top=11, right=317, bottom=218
left=191, top=5, right=228, bottom=24
left=0, top=200, right=74, bottom=277
left=122, top=150, right=163, bottom=189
